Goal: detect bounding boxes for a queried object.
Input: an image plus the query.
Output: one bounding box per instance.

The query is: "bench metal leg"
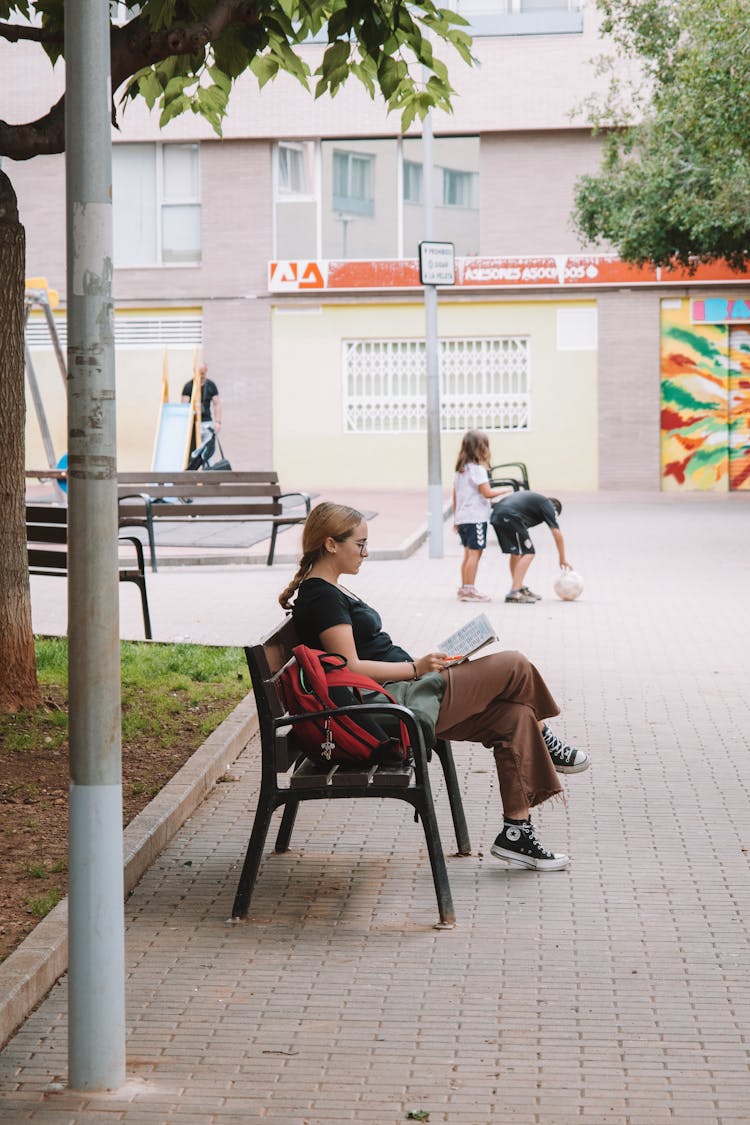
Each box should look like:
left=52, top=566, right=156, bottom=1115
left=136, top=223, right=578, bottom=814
left=131, top=576, right=152, bottom=640
left=433, top=739, right=471, bottom=856
left=231, top=790, right=278, bottom=919
left=411, top=790, right=455, bottom=927
left=146, top=516, right=158, bottom=573
left=274, top=799, right=299, bottom=853
left=266, top=523, right=279, bottom=566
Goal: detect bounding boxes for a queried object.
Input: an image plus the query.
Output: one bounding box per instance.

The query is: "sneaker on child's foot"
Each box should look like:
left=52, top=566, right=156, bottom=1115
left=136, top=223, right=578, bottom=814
left=520, top=585, right=542, bottom=601
left=541, top=724, right=590, bottom=774
left=490, top=820, right=569, bottom=871
left=505, top=589, right=536, bottom=604
left=458, top=587, right=492, bottom=602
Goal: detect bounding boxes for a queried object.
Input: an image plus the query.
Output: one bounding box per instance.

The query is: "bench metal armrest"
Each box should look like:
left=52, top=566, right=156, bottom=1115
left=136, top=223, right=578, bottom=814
left=118, top=534, right=147, bottom=575
left=277, top=700, right=430, bottom=776
left=278, top=490, right=312, bottom=514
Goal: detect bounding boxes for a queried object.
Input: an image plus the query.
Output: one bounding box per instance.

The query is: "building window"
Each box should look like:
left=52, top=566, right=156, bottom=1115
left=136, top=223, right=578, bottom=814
left=343, top=337, right=530, bottom=433
left=332, top=150, right=374, bottom=216
left=442, top=168, right=478, bottom=209
left=403, top=160, right=423, bottom=204
left=112, top=142, right=201, bottom=267
left=278, top=142, right=309, bottom=194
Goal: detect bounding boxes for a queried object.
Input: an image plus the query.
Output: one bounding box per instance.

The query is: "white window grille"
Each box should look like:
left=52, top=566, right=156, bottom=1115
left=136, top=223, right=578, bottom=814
left=343, top=337, right=530, bottom=433
left=25, top=314, right=203, bottom=350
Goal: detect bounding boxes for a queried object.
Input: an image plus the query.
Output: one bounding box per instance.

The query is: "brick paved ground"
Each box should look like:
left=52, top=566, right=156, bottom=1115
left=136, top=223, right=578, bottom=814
left=2, top=492, right=750, bottom=1123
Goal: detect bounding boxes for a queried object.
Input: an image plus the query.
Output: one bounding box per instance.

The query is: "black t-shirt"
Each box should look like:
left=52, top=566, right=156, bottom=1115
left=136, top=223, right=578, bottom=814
left=182, top=378, right=219, bottom=422
left=292, top=578, right=412, bottom=663
left=491, top=490, right=559, bottom=531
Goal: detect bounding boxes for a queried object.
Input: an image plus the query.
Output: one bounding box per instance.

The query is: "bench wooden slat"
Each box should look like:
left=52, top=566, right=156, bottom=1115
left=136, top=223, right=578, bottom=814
left=288, top=757, right=340, bottom=788
left=117, top=470, right=281, bottom=486
left=117, top=486, right=286, bottom=502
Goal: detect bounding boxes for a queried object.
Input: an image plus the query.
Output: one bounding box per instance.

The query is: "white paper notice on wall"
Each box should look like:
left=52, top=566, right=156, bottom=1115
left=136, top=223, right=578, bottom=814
left=557, top=307, right=598, bottom=351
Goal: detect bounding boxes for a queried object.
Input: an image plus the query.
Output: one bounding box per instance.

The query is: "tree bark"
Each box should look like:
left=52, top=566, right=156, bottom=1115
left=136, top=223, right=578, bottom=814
left=0, top=171, right=42, bottom=712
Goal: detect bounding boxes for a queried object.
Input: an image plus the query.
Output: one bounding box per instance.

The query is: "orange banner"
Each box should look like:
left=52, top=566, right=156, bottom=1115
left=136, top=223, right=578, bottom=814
left=268, top=255, right=750, bottom=293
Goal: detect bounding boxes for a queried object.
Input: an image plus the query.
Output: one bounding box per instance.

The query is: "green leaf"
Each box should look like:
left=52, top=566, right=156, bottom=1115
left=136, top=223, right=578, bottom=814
left=321, top=39, right=351, bottom=76
left=377, top=54, right=406, bottom=100
left=159, top=93, right=190, bottom=127
left=250, top=54, right=281, bottom=88
left=139, top=69, right=165, bottom=110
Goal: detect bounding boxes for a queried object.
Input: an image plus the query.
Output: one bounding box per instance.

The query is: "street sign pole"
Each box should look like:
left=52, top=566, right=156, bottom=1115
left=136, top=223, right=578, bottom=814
left=419, top=240, right=455, bottom=560
left=65, top=0, right=126, bottom=1090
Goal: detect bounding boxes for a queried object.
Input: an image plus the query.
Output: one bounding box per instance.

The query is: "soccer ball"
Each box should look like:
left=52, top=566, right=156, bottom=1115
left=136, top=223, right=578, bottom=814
left=553, top=570, right=584, bottom=601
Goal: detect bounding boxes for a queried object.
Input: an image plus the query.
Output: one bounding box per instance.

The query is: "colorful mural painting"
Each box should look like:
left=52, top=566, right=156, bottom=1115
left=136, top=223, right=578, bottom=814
left=661, top=301, right=728, bottom=490
left=660, top=299, right=750, bottom=490
left=728, top=327, right=750, bottom=489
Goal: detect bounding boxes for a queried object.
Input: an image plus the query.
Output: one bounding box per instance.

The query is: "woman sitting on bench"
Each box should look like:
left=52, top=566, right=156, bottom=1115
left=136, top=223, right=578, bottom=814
left=279, top=503, right=589, bottom=872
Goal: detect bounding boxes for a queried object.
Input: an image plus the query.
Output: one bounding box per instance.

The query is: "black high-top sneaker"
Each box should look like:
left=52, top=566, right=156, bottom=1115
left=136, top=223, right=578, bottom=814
left=490, top=819, right=569, bottom=871
left=541, top=724, right=590, bottom=774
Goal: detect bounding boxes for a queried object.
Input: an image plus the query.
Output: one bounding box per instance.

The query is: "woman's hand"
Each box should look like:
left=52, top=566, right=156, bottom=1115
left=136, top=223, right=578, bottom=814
left=415, top=652, right=452, bottom=675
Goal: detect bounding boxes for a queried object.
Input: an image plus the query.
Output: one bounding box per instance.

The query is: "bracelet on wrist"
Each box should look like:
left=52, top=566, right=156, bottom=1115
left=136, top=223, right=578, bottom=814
left=410, top=661, right=419, bottom=681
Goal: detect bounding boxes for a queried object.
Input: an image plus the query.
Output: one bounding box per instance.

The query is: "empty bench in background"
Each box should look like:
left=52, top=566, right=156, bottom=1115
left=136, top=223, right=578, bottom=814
left=232, top=618, right=472, bottom=928
left=26, top=504, right=152, bottom=639
left=116, top=471, right=312, bottom=572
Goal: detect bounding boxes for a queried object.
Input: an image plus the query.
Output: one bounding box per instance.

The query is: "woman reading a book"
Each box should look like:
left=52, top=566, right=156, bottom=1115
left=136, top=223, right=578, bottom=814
left=279, top=503, right=589, bottom=871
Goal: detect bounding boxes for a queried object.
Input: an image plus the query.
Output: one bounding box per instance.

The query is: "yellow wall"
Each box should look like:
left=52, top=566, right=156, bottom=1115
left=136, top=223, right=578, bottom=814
left=272, top=299, right=598, bottom=490
left=24, top=346, right=198, bottom=471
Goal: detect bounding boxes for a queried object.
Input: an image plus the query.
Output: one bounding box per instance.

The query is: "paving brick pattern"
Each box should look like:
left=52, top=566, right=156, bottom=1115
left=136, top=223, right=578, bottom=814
left=2, top=492, right=750, bottom=1123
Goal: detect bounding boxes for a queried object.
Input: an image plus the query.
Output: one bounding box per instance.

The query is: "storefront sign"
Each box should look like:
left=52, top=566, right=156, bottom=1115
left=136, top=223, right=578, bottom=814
left=691, top=297, right=750, bottom=324
left=268, top=255, right=750, bottom=294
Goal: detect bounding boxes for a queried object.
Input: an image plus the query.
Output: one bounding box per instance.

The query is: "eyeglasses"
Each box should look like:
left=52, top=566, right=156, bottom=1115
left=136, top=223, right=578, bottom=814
left=335, top=535, right=368, bottom=556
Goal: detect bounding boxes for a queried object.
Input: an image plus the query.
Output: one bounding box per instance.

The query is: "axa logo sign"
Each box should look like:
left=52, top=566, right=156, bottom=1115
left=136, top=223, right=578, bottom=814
left=268, top=261, right=328, bottom=291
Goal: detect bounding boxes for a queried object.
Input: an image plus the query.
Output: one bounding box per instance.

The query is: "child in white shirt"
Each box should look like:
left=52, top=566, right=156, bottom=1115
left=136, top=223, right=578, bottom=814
left=453, top=430, right=509, bottom=602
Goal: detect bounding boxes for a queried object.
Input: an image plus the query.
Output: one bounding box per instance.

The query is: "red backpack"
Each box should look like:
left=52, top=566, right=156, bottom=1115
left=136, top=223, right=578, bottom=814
left=279, top=645, right=410, bottom=768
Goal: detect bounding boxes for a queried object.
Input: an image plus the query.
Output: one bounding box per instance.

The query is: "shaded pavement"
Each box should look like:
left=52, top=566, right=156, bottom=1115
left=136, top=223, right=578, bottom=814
left=2, top=490, right=750, bottom=1123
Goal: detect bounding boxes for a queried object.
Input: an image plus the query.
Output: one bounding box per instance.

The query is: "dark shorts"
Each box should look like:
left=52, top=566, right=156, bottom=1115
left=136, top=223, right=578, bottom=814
left=492, top=516, right=535, bottom=555
left=457, top=522, right=488, bottom=551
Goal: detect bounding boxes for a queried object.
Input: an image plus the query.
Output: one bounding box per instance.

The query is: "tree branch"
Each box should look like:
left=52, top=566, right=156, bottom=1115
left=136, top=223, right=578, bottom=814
left=110, top=0, right=260, bottom=91
left=0, top=99, right=65, bottom=161
left=0, top=19, right=60, bottom=44
left=0, top=0, right=261, bottom=160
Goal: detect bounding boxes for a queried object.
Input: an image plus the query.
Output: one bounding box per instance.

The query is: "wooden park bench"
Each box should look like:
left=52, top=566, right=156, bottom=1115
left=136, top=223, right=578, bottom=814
left=26, top=504, right=153, bottom=639
left=231, top=618, right=472, bottom=928
left=116, top=470, right=312, bottom=572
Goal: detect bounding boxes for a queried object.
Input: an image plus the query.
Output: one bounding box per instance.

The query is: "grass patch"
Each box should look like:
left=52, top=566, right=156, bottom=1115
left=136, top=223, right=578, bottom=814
left=0, top=637, right=250, bottom=963
left=26, top=890, right=63, bottom=918
left=2, top=637, right=247, bottom=754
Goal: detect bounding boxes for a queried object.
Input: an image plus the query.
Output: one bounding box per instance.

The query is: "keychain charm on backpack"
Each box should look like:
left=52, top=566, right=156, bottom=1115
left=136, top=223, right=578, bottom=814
left=320, top=719, right=336, bottom=760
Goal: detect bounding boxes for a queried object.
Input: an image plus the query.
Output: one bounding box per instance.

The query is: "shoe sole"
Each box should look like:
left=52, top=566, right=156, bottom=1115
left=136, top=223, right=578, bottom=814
left=504, top=599, right=536, bottom=604
left=490, top=844, right=570, bottom=871
left=553, top=756, right=591, bottom=775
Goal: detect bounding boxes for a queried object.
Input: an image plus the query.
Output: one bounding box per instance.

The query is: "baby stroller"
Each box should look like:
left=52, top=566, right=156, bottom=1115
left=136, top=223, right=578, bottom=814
left=187, top=426, right=231, bottom=471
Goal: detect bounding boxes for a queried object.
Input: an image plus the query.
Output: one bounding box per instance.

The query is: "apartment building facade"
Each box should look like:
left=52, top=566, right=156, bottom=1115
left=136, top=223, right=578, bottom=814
left=6, top=0, right=749, bottom=492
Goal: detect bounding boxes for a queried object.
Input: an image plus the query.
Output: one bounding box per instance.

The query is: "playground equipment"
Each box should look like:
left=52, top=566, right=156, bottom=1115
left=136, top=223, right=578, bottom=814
left=24, top=278, right=67, bottom=501
left=150, top=348, right=203, bottom=471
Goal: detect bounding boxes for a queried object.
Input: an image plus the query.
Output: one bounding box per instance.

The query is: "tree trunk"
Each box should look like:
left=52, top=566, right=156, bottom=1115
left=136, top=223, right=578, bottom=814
left=0, top=171, right=42, bottom=712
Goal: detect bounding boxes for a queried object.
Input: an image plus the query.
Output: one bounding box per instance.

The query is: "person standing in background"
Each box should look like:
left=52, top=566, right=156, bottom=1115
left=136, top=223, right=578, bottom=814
left=453, top=429, right=511, bottom=603
left=181, top=363, right=222, bottom=444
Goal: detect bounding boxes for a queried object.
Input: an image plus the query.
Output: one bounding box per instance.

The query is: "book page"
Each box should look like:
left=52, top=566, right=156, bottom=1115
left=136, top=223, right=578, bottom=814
left=438, top=613, right=498, bottom=661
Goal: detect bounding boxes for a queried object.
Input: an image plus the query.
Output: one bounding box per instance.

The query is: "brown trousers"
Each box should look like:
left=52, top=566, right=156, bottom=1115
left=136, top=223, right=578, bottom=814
left=435, top=651, right=562, bottom=813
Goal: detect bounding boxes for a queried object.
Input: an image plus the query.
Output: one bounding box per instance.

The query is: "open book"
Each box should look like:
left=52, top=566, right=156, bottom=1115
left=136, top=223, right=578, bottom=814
left=438, top=613, right=498, bottom=664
